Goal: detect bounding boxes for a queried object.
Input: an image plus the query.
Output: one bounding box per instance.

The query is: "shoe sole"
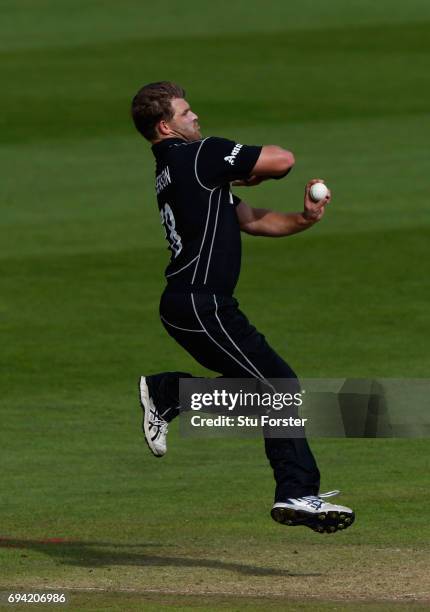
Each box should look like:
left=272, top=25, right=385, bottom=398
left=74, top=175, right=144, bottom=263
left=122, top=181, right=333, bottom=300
left=270, top=506, right=355, bottom=533
left=138, top=376, right=164, bottom=458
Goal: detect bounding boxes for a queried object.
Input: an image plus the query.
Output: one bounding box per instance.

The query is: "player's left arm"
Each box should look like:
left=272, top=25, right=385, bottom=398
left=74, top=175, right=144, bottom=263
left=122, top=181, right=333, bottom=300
left=236, top=178, right=331, bottom=237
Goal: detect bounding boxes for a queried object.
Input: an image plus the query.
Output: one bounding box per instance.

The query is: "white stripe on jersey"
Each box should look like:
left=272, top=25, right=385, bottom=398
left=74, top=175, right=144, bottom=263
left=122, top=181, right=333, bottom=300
left=203, top=188, right=222, bottom=284
left=166, top=255, right=199, bottom=278
left=160, top=315, right=204, bottom=333
left=194, top=137, right=212, bottom=191
left=191, top=187, right=218, bottom=284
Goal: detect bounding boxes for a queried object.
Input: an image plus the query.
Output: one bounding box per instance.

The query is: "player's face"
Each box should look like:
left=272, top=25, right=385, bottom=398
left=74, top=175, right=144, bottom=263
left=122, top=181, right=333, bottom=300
left=168, top=98, right=201, bottom=141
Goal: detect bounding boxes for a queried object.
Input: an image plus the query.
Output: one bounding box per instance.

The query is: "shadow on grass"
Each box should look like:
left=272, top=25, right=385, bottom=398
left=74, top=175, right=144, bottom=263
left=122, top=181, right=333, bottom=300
left=0, top=537, right=320, bottom=577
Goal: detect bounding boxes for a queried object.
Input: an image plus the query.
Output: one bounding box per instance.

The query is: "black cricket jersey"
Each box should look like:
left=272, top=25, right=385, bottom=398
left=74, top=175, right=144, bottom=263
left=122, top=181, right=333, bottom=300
left=151, top=137, right=262, bottom=295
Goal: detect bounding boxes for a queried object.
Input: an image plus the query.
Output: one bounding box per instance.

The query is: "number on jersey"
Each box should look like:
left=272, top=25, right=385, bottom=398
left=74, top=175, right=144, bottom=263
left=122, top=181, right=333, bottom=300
left=160, top=203, right=182, bottom=258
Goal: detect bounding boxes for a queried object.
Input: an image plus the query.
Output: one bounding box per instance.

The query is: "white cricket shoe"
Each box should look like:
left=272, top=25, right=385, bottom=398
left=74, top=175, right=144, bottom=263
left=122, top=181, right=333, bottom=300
left=271, top=490, right=355, bottom=533
left=139, top=376, right=168, bottom=457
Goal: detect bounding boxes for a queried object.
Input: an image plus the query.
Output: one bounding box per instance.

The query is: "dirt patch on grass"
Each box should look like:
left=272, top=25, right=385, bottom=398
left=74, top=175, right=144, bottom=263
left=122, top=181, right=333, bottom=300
left=1, top=541, right=429, bottom=604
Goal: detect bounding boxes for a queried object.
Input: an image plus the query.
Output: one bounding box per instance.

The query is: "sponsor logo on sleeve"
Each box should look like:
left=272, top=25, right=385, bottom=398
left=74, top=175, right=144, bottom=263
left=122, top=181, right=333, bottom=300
left=224, top=143, right=243, bottom=166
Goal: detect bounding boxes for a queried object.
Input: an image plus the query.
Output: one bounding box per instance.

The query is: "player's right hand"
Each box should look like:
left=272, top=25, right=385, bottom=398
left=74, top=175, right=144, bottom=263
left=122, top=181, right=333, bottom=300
left=303, top=178, right=331, bottom=222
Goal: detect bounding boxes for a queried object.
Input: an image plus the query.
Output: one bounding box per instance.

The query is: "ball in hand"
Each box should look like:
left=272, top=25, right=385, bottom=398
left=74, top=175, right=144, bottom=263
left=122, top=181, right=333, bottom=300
left=309, top=182, right=329, bottom=202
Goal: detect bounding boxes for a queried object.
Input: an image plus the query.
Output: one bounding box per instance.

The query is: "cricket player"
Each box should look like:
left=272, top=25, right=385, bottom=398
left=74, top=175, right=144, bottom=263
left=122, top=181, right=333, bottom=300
left=131, top=81, right=354, bottom=533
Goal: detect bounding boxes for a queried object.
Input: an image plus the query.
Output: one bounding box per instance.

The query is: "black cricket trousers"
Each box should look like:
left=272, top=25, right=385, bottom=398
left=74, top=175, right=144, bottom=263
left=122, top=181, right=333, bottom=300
left=152, top=289, right=320, bottom=502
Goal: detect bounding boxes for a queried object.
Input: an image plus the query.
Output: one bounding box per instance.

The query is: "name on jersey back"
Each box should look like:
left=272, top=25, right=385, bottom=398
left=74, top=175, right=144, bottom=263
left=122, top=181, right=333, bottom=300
left=156, top=166, right=171, bottom=195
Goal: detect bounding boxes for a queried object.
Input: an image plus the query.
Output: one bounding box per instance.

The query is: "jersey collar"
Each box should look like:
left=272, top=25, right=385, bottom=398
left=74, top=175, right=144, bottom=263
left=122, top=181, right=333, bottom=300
left=151, top=137, right=187, bottom=155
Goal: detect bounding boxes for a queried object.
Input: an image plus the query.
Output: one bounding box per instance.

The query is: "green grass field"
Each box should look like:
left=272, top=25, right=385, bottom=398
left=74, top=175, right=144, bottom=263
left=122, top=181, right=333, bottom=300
left=1, top=1, right=430, bottom=609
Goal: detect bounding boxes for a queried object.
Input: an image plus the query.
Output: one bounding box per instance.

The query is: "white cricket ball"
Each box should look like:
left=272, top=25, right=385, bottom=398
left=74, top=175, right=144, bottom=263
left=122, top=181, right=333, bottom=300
left=309, top=182, right=329, bottom=202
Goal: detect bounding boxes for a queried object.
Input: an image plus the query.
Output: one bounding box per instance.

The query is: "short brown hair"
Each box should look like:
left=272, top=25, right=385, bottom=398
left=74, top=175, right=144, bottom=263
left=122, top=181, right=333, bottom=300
left=131, top=81, right=186, bottom=141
